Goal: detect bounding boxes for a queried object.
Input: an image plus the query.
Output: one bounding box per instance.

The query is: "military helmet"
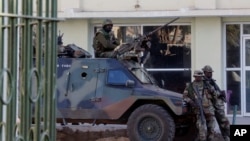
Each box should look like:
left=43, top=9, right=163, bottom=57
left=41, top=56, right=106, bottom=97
left=193, top=70, right=204, bottom=77
left=202, top=65, right=214, bottom=72
left=102, top=19, right=113, bottom=27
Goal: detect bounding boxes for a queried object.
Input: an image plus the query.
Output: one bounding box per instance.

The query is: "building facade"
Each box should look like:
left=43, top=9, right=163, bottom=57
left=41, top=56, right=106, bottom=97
left=56, top=0, right=250, bottom=118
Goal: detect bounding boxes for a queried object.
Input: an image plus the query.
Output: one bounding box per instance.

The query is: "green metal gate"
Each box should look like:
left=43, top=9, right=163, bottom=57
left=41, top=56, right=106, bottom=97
left=1, top=0, right=58, bottom=140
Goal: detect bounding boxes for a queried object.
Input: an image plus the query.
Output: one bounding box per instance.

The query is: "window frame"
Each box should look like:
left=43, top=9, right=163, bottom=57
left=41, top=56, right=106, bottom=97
left=106, top=69, right=131, bottom=86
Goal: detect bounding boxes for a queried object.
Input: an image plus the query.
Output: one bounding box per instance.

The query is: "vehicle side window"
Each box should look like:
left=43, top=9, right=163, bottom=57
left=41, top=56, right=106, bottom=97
left=107, top=69, right=130, bottom=85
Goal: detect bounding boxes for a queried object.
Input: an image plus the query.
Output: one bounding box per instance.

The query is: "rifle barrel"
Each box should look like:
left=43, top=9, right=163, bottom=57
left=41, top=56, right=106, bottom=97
left=193, top=85, right=206, bottom=125
left=147, top=17, right=180, bottom=36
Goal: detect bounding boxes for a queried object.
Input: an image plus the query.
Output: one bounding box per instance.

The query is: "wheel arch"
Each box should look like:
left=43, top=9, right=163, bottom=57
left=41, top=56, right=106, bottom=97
left=119, top=99, right=178, bottom=122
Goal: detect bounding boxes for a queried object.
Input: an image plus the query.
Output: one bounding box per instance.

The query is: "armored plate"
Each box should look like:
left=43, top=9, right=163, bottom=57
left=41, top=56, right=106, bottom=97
left=56, top=58, right=184, bottom=121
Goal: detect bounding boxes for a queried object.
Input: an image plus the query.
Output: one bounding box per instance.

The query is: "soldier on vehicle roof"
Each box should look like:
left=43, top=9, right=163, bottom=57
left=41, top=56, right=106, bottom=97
left=92, top=19, right=120, bottom=58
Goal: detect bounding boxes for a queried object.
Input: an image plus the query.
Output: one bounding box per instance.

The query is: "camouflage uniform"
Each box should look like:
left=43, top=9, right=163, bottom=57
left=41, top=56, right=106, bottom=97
left=183, top=70, right=216, bottom=141
left=202, top=65, right=230, bottom=141
left=92, top=19, right=120, bottom=58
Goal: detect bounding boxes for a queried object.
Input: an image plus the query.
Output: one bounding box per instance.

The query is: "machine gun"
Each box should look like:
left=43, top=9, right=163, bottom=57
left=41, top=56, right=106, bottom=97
left=193, top=85, right=206, bottom=125
left=115, top=17, right=180, bottom=63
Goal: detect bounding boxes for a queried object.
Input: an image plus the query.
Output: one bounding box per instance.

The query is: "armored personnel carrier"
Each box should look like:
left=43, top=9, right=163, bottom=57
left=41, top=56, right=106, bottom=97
left=56, top=55, right=195, bottom=141
left=55, top=17, right=196, bottom=140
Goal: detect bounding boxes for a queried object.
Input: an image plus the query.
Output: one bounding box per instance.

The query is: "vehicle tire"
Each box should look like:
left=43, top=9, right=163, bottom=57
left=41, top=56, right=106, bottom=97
left=127, top=104, right=175, bottom=141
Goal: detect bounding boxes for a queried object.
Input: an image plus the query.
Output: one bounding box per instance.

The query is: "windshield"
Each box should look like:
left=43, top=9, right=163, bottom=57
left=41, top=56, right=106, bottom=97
left=130, top=68, right=156, bottom=84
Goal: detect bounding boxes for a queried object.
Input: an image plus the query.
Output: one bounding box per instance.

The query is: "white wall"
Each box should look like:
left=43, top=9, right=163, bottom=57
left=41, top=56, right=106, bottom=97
left=193, top=17, right=223, bottom=87
left=58, top=0, right=250, bottom=12
left=80, top=0, right=196, bottom=11
left=58, top=17, right=194, bottom=53
left=217, top=0, right=250, bottom=9
left=58, top=0, right=80, bottom=12
left=58, top=19, right=90, bottom=51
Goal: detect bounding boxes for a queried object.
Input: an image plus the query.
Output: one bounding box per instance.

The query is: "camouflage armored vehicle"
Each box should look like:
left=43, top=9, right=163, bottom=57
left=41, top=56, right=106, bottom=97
left=56, top=56, right=196, bottom=141
left=55, top=18, right=196, bottom=141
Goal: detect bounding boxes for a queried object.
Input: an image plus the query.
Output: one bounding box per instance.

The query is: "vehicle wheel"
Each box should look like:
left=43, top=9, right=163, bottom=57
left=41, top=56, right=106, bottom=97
left=127, top=104, right=175, bottom=141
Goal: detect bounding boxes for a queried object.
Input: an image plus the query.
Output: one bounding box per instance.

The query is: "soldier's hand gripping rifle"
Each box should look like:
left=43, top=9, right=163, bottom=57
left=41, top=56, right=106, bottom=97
left=203, top=78, right=227, bottom=103
left=210, top=79, right=227, bottom=103
left=193, top=85, right=206, bottom=125
left=115, top=17, right=180, bottom=56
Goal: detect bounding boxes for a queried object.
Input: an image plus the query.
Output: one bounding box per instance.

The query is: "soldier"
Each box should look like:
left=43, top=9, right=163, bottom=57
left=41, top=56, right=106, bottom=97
left=92, top=19, right=120, bottom=58
left=183, top=70, right=216, bottom=141
left=202, top=65, right=230, bottom=141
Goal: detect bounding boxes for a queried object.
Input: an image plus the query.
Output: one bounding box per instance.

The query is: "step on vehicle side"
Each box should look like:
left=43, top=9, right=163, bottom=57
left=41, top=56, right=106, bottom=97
left=56, top=56, right=196, bottom=141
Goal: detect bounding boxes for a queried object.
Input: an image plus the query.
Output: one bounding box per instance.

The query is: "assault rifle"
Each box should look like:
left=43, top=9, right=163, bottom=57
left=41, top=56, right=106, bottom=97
left=210, top=79, right=227, bottom=103
left=203, top=78, right=227, bottom=103
left=115, top=17, right=180, bottom=62
left=193, top=85, right=206, bottom=125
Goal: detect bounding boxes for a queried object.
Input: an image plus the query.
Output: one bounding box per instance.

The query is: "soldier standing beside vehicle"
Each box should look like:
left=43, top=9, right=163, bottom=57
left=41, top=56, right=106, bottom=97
left=93, top=19, right=120, bottom=58
left=202, top=65, right=230, bottom=141
left=183, top=70, right=217, bottom=141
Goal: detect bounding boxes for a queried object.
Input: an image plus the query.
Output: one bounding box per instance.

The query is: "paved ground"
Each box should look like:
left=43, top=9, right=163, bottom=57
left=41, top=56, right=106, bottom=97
left=56, top=124, right=128, bottom=141
left=227, top=116, right=250, bottom=125
left=56, top=116, right=250, bottom=141
left=56, top=123, right=224, bottom=141
left=55, top=104, right=250, bottom=141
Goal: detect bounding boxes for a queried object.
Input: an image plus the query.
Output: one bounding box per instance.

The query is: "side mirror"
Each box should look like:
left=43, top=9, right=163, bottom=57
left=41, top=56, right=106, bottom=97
left=126, top=80, right=135, bottom=87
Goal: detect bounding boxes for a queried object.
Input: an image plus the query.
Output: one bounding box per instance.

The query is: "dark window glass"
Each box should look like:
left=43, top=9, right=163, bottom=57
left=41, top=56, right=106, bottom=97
left=130, top=68, right=153, bottom=84
left=107, top=69, right=130, bottom=85
left=243, top=24, right=250, bottom=34
left=143, top=25, right=191, bottom=93
left=115, top=26, right=141, bottom=43
left=225, top=24, right=241, bottom=115
left=226, top=24, right=240, bottom=68
left=148, top=71, right=191, bottom=93
left=226, top=71, right=241, bottom=115
left=143, top=25, right=191, bottom=68
left=246, top=71, right=250, bottom=112
left=245, top=39, right=250, bottom=66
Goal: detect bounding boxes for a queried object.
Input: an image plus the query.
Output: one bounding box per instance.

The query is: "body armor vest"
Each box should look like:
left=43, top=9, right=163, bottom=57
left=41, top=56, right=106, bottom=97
left=93, top=29, right=111, bottom=53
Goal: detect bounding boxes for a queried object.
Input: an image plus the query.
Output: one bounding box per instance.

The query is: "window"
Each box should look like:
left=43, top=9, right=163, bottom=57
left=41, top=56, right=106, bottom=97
left=243, top=24, right=250, bottom=34
left=226, top=24, right=241, bottom=68
left=130, top=68, right=155, bottom=84
left=107, top=69, right=130, bottom=85
left=225, top=24, right=241, bottom=115
left=94, top=26, right=141, bottom=44
left=143, top=25, right=192, bottom=93
left=94, top=23, right=191, bottom=93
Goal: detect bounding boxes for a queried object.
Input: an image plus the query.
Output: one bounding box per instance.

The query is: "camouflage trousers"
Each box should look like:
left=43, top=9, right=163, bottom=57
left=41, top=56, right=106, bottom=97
left=214, top=99, right=230, bottom=141
left=195, top=107, right=216, bottom=141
